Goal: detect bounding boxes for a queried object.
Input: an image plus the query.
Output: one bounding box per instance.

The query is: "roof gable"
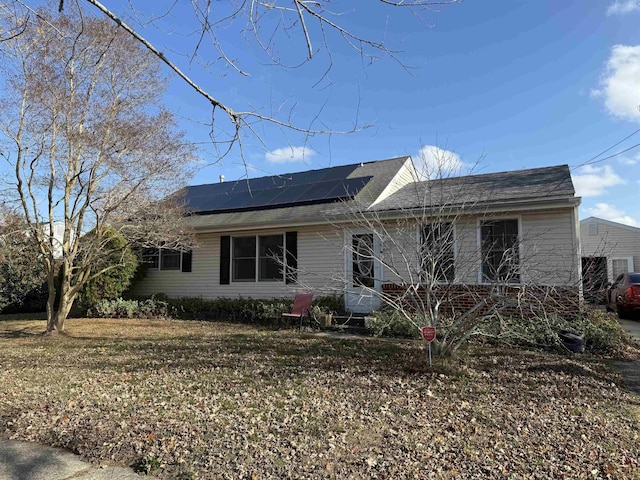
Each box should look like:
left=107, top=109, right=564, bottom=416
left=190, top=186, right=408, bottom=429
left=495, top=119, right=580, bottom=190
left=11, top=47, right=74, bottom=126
left=580, top=216, right=640, bottom=234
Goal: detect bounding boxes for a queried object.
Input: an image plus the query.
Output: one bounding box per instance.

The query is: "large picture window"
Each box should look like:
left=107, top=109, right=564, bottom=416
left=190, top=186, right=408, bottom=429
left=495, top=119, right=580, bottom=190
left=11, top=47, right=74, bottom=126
left=232, top=234, right=285, bottom=282
left=481, top=219, right=520, bottom=283
left=420, top=223, right=455, bottom=283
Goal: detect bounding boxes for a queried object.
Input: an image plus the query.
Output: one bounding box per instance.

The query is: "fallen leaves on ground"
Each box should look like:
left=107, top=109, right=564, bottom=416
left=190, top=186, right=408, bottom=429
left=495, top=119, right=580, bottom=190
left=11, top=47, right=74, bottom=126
left=0, top=318, right=639, bottom=479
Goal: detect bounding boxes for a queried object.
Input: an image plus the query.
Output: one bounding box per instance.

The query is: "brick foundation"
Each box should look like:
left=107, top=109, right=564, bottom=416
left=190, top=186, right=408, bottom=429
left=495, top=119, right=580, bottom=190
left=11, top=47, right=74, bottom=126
left=381, top=283, right=582, bottom=320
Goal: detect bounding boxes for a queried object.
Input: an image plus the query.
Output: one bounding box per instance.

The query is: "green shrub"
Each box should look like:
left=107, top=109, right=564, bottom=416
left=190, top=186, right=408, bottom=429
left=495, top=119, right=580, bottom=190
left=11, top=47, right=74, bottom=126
left=89, top=297, right=169, bottom=319
left=132, top=455, right=161, bottom=475
left=0, top=212, right=48, bottom=313
left=116, top=294, right=344, bottom=327
left=368, top=309, right=419, bottom=338
left=572, top=307, right=630, bottom=354
left=76, top=228, right=138, bottom=314
left=313, top=295, right=345, bottom=315
left=478, top=307, right=633, bottom=355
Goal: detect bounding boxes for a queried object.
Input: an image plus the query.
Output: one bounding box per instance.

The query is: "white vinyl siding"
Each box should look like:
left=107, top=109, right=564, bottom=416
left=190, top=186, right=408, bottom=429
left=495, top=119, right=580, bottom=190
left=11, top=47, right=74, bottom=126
left=520, top=211, right=579, bottom=286
left=132, top=208, right=580, bottom=299
left=374, top=209, right=577, bottom=287
left=580, top=218, right=640, bottom=282
left=131, top=225, right=344, bottom=300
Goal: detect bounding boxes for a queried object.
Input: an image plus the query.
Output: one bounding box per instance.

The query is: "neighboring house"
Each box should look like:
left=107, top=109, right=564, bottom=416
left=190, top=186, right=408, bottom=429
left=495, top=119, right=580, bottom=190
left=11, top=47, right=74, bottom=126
left=132, top=157, right=582, bottom=314
left=580, top=217, right=640, bottom=300
left=0, top=220, right=66, bottom=260
left=51, top=221, right=66, bottom=259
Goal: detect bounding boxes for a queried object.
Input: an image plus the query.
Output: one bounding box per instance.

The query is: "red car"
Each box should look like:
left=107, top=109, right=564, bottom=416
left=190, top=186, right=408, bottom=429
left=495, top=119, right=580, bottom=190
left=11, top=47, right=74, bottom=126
left=605, top=272, right=640, bottom=319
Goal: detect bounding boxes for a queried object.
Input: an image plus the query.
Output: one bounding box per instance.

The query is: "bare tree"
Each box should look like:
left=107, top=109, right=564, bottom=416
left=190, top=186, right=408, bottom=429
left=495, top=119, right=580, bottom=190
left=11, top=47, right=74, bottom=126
left=293, top=153, right=581, bottom=356
left=2, top=0, right=462, bottom=163
left=0, top=7, right=196, bottom=333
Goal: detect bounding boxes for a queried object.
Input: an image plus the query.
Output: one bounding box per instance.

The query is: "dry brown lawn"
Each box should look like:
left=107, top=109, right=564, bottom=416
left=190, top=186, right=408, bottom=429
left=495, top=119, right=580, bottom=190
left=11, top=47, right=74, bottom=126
left=0, top=318, right=639, bottom=479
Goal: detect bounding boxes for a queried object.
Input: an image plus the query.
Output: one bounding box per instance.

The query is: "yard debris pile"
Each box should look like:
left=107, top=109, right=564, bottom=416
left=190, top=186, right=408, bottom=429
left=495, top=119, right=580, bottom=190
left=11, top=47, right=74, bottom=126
left=0, top=319, right=639, bottom=479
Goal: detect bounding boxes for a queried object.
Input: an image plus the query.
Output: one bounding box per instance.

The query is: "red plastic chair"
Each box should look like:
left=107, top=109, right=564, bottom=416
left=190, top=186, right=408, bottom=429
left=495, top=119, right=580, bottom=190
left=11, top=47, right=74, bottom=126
left=281, top=292, right=314, bottom=329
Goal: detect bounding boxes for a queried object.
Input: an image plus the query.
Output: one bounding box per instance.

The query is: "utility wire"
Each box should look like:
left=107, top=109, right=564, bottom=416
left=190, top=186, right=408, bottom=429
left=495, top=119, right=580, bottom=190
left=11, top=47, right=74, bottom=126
left=578, top=126, right=640, bottom=168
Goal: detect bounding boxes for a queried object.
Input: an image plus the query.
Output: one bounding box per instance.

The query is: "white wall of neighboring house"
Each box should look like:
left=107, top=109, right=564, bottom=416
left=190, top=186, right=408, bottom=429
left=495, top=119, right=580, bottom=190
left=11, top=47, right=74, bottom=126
left=580, top=217, right=640, bottom=282
left=52, top=221, right=65, bottom=259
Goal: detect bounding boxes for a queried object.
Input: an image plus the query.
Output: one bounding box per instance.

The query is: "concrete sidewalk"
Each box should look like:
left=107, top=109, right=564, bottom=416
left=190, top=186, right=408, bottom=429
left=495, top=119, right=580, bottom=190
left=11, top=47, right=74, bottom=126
left=618, top=318, right=640, bottom=341
left=0, top=438, right=151, bottom=480
left=614, top=318, right=640, bottom=396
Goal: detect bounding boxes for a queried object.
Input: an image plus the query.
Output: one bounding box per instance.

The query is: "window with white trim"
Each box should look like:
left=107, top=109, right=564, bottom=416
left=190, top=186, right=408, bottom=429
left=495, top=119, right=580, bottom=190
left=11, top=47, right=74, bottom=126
left=611, top=257, right=633, bottom=280
left=480, top=219, right=520, bottom=283
left=420, top=223, right=455, bottom=283
left=232, top=234, right=284, bottom=282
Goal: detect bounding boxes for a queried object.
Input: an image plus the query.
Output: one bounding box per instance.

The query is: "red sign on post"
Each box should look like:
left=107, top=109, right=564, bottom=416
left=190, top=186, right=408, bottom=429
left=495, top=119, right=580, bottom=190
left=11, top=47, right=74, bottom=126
left=421, top=326, right=436, bottom=343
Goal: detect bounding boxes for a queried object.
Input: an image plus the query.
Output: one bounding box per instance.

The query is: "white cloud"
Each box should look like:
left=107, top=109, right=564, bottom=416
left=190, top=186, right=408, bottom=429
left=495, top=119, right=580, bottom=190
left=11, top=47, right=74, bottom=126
left=620, top=157, right=640, bottom=166
left=572, top=165, right=624, bottom=197
left=416, top=145, right=464, bottom=180
left=618, top=153, right=640, bottom=166
left=584, top=202, right=640, bottom=227
left=607, top=0, right=640, bottom=15
left=265, top=146, right=317, bottom=163
left=591, top=45, right=640, bottom=120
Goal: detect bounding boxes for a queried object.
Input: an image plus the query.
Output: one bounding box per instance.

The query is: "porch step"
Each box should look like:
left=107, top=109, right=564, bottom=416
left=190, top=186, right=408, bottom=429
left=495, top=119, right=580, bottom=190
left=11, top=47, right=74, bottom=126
left=323, top=324, right=371, bottom=336
left=332, top=315, right=367, bottom=328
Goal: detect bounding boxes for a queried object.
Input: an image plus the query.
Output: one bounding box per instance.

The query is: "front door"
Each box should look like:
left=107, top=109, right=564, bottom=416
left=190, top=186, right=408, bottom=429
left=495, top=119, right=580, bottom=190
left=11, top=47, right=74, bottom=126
left=345, top=230, right=382, bottom=313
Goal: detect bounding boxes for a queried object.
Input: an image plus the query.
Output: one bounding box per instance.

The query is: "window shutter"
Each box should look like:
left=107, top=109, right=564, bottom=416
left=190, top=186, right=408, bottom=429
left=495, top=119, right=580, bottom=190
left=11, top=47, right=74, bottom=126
left=285, top=231, right=298, bottom=284
left=181, top=250, right=192, bottom=272
left=220, top=236, right=230, bottom=285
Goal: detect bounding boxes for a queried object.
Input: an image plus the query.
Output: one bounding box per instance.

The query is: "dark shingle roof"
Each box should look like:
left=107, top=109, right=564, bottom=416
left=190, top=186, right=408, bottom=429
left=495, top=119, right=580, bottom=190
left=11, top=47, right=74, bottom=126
left=369, top=164, right=575, bottom=212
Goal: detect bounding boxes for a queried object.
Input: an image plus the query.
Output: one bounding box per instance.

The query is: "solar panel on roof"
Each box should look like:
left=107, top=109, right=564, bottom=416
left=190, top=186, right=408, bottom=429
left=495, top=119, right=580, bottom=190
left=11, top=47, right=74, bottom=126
left=242, top=188, right=283, bottom=207
left=343, top=176, right=371, bottom=195
left=286, top=171, right=318, bottom=187
left=248, top=175, right=286, bottom=191
left=182, top=163, right=370, bottom=214
left=266, top=183, right=311, bottom=206
left=295, top=179, right=342, bottom=203
left=215, top=191, right=256, bottom=210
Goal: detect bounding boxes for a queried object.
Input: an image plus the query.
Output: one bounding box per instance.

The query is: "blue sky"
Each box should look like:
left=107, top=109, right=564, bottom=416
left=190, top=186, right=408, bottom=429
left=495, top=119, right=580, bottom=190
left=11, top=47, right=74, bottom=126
left=75, top=1, right=640, bottom=226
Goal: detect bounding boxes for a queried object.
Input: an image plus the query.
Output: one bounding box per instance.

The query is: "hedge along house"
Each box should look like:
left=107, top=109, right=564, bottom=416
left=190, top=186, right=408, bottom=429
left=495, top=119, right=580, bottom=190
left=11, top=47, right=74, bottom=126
left=131, top=157, right=582, bottom=315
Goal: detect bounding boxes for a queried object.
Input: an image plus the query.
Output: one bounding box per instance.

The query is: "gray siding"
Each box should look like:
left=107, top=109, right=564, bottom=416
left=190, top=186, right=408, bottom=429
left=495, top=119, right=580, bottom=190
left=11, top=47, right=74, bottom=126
left=580, top=218, right=640, bottom=281
left=521, top=211, right=579, bottom=286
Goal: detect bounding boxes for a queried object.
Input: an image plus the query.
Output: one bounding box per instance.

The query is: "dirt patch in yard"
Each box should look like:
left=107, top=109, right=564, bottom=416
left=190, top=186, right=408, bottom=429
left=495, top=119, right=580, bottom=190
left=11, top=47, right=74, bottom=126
left=0, top=318, right=639, bottom=479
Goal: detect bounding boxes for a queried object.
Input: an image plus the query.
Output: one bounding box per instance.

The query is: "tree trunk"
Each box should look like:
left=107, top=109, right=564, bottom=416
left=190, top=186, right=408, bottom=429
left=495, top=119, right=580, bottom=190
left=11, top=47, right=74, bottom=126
left=45, top=265, right=75, bottom=335
left=47, top=291, right=75, bottom=334
left=45, top=270, right=59, bottom=334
